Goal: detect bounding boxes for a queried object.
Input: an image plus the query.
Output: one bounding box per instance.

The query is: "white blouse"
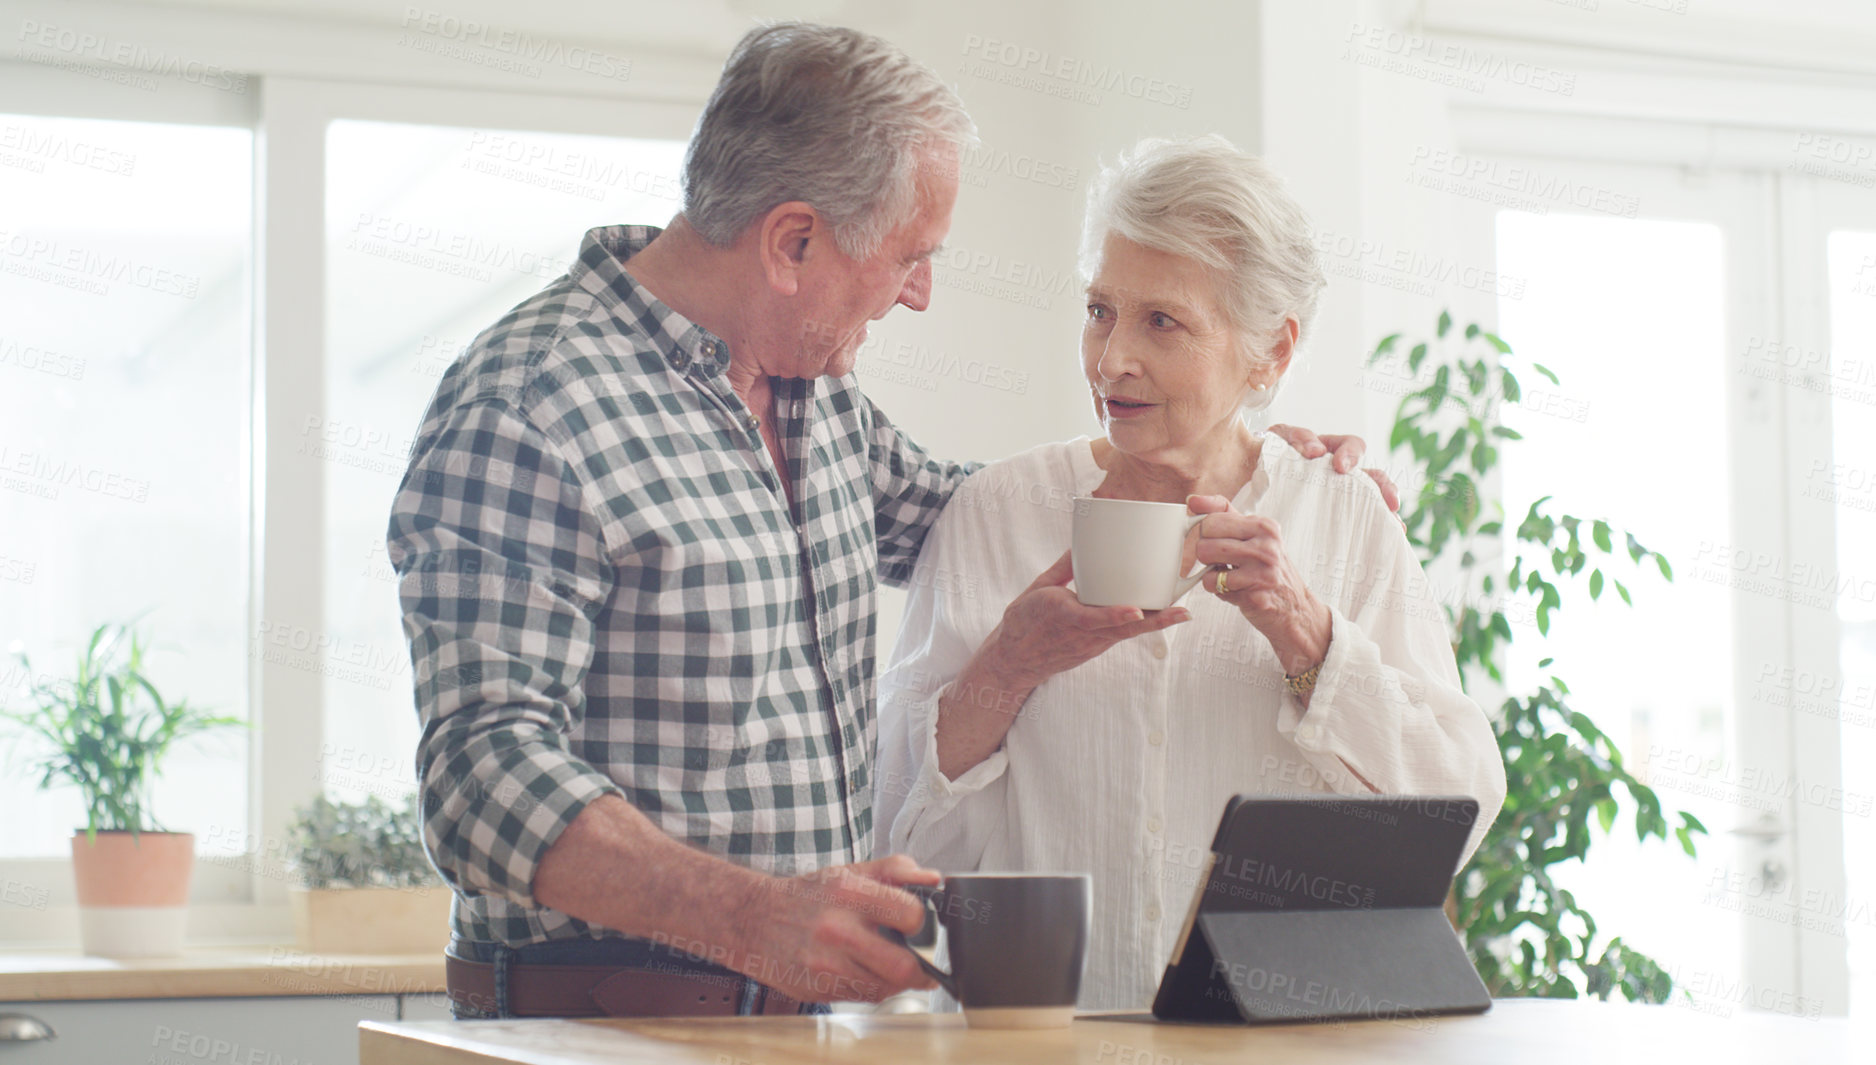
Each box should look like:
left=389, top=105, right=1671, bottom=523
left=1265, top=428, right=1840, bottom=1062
left=873, top=434, right=1507, bottom=1011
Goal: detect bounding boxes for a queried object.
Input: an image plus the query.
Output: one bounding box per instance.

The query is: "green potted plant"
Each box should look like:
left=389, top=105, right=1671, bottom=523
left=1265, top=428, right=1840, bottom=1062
left=286, top=793, right=450, bottom=955
left=3, top=623, right=241, bottom=957
left=1370, top=313, right=1707, bottom=1001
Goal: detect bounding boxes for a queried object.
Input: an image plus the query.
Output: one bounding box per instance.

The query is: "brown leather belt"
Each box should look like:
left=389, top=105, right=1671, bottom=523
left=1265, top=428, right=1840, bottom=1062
left=444, top=949, right=806, bottom=1018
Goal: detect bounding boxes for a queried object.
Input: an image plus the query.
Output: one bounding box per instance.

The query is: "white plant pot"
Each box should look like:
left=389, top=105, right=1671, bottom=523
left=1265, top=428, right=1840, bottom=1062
left=70, top=831, right=195, bottom=959
left=77, top=905, right=190, bottom=958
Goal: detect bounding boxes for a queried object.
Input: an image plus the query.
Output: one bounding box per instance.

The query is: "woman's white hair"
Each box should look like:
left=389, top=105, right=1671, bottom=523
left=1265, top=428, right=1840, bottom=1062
left=684, top=22, right=977, bottom=261
left=1080, top=134, right=1326, bottom=414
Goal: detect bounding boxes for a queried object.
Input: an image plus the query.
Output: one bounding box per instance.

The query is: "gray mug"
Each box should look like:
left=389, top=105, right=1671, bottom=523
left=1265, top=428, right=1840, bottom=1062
left=883, top=873, right=1091, bottom=1028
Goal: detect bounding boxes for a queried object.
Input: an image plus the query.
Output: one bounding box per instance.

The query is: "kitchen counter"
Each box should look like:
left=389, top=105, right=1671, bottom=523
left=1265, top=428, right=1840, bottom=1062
left=359, top=998, right=1857, bottom=1065
left=0, top=946, right=445, bottom=1001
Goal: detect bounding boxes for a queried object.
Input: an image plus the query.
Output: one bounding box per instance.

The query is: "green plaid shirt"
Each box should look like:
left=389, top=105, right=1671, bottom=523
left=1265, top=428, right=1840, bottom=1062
left=387, top=225, right=972, bottom=947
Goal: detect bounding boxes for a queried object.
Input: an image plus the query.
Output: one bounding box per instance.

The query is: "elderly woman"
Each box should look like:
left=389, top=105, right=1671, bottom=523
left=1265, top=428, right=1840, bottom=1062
left=873, top=135, right=1507, bottom=1011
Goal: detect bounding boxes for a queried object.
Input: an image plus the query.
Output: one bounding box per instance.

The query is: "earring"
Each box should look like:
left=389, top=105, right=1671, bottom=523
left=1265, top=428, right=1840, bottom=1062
left=1254, top=383, right=1268, bottom=391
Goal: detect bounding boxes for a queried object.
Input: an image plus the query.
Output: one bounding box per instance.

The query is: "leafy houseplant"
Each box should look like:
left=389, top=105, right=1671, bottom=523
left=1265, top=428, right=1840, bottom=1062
left=286, top=793, right=450, bottom=955
left=1369, top=313, right=1707, bottom=1002
left=288, top=793, right=439, bottom=889
left=3, top=623, right=241, bottom=957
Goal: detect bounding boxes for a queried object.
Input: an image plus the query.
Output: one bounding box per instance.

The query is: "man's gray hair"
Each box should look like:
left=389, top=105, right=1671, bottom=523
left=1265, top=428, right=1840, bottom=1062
left=684, top=22, right=976, bottom=261
left=1080, top=135, right=1326, bottom=414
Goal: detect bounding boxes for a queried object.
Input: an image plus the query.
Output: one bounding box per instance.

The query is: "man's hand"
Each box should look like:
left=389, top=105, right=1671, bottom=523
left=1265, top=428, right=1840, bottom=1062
left=1267, top=424, right=1401, bottom=512
left=533, top=796, right=940, bottom=1005
left=725, top=854, right=942, bottom=1003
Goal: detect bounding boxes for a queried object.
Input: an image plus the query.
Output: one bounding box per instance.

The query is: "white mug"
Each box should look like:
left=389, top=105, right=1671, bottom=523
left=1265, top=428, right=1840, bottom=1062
left=1071, top=497, right=1221, bottom=609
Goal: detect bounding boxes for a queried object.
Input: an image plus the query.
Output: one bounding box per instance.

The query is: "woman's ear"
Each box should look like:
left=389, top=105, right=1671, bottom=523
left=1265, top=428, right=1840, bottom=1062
left=1249, top=316, right=1301, bottom=390
left=1269, top=316, right=1300, bottom=376
left=755, top=201, right=820, bottom=297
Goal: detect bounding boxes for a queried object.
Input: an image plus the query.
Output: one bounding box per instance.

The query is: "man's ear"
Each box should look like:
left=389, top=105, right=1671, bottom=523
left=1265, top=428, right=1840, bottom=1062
left=755, top=201, right=821, bottom=297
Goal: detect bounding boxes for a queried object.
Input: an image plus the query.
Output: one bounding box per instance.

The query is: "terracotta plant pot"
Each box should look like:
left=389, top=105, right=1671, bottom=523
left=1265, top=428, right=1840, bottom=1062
left=69, top=830, right=194, bottom=958
left=289, top=885, right=453, bottom=955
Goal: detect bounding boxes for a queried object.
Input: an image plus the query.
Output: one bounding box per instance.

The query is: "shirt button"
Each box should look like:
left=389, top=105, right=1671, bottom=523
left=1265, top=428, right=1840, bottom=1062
left=744, top=414, right=761, bottom=432
left=1147, top=817, right=1163, bottom=835
left=1145, top=903, right=1162, bottom=923
left=1297, top=723, right=1322, bottom=746
left=1147, top=729, right=1165, bottom=747
left=1151, top=644, right=1167, bottom=660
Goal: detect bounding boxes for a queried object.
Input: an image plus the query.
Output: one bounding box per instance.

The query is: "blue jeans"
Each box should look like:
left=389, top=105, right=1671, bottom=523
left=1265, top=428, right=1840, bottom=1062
left=448, top=935, right=830, bottom=1018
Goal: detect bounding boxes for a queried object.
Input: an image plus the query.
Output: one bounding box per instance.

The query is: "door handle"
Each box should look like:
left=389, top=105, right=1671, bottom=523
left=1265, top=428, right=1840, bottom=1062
left=1727, top=813, right=1786, bottom=844
left=0, top=1014, right=55, bottom=1042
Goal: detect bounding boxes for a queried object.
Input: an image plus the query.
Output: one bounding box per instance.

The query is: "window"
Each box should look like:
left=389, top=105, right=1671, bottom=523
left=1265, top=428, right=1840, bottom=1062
left=1493, top=208, right=1742, bottom=1008
left=0, top=63, right=695, bottom=941
left=1453, top=136, right=1876, bottom=1014
left=319, top=120, right=685, bottom=804
left=0, top=113, right=252, bottom=859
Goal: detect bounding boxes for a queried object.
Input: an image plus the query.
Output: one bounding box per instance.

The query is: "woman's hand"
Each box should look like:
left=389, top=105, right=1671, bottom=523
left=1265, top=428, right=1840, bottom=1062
left=983, top=550, right=1192, bottom=691
left=933, top=551, right=1190, bottom=779
left=1187, top=495, right=1332, bottom=675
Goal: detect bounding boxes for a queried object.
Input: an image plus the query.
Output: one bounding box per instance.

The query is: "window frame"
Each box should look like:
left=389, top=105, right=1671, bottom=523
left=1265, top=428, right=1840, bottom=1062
left=0, top=57, right=702, bottom=947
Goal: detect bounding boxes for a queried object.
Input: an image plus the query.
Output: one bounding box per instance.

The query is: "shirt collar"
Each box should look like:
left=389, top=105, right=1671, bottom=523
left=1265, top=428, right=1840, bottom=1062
left=571, top=224, right=732, bottom=378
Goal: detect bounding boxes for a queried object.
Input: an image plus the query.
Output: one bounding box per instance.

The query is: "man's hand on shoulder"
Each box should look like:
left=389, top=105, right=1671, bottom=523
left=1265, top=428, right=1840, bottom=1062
left=1267, top=423, right=1401, bottom=512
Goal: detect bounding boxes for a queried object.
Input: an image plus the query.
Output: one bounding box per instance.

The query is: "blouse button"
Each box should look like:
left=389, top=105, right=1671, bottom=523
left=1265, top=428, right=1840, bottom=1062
left=1146, top=817, right=1163, bottom=835
left=1148, top=729, right=1165, bottom=747
left=1151, top=644, right=1167, bottom=660
left=1144, top=902, right=1162, bottom=923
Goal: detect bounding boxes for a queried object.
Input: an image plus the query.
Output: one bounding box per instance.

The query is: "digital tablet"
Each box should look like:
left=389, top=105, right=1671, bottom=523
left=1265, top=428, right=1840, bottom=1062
left=1151, top=794, right=1492, bottom=1024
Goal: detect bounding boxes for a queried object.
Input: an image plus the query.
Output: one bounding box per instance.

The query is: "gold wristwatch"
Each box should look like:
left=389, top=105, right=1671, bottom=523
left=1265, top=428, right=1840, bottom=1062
left=1284, top=659, right=1324, bottom=696
left=1285, top=628, right=1331, bottom=696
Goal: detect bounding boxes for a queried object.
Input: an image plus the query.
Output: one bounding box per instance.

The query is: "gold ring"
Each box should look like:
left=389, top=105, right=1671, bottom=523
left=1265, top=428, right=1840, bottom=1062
left=1215, top=568, right=1230, bottom=595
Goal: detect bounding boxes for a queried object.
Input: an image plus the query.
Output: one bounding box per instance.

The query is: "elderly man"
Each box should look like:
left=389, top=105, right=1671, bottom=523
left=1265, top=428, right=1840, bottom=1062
left=388, top=22, right=1384, bottom=1020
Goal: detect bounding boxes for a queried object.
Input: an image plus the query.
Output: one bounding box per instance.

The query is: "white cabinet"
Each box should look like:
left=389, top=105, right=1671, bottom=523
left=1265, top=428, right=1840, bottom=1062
left=0, top=996, right=429, bottom=1065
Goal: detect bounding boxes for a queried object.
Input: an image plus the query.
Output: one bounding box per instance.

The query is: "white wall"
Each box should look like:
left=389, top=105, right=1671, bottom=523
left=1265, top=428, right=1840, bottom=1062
left=13, top=0, right=1869, bottom=655
left=13, top=0, right=1867, bottom=452
left=4, top=0, right=1371, bottom=461
left=8, top=0, right=1868, bottom=580
left=833, top=0, right=1266, bottom=464
left=11, top=0, right=1873, bottom=626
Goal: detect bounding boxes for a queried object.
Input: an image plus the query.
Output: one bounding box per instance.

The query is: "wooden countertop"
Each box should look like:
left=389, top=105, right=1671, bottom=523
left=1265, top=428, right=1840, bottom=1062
left=0, top=946, right=446, bottom=1001
left=359, top=999, right=1858, bottom=1065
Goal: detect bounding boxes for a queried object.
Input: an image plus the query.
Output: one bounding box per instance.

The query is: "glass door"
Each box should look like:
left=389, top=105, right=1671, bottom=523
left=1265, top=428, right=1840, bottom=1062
left=1784, top=175, right=1876, bottom=1018
left=1460, top=157, right=1849, bottom=1015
